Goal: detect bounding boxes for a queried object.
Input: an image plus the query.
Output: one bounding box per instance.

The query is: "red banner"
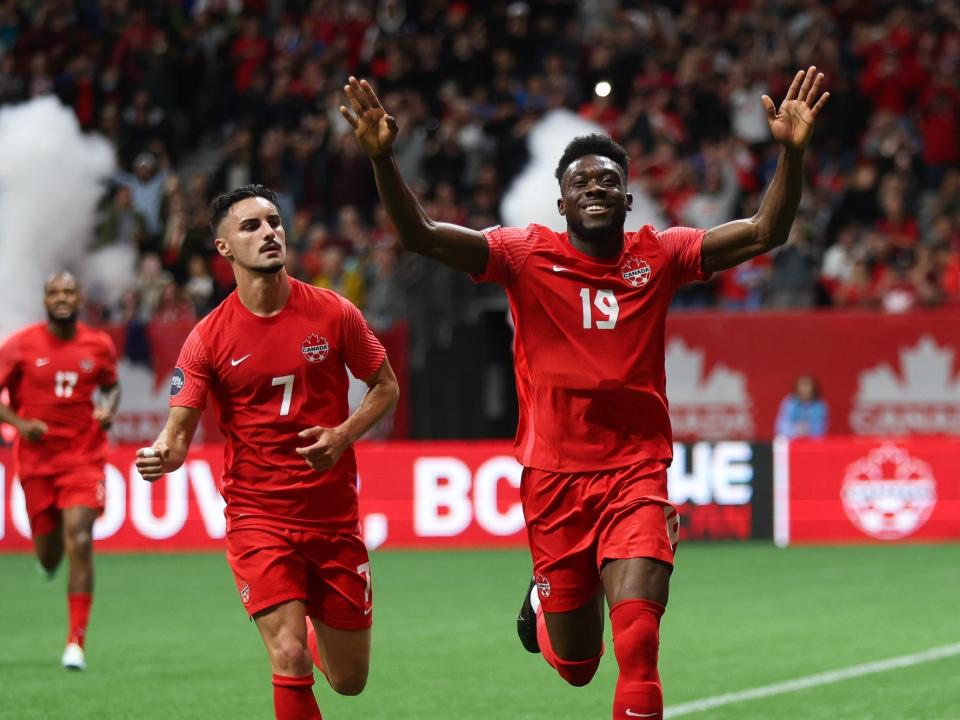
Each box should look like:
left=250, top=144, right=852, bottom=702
left=0, top=440, right=768, bottom=551
left=774, top=437, right=960, bottom=545
left=665, top=309, right=960, bottom=440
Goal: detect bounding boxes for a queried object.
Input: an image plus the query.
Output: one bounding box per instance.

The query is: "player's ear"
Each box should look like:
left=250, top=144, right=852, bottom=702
left=625, top=192, right=633, bottom=212
left=557, top=197, right=566, bottom=217
left=214, top=237, right=233, bottom=261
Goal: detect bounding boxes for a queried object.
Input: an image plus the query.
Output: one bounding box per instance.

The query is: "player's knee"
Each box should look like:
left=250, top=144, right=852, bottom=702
left=554, top=653, right=602, bottom=687
left=271, top=639, right=313, bottom=677
left=67, top=529, right=93, bottom=558
left=327, top=661, right=368, bottom=696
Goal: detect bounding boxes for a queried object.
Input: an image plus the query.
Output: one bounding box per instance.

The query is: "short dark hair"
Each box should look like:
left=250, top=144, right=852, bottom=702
left=554, top=134, right=629, bottom=184
left=209, top=184, right=280, bottom=235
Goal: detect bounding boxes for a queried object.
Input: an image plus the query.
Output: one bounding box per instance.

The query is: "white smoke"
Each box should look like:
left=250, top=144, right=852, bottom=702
left=0, top=97, right=116, bottom=340
left=501, top=108, right=666, bottom=231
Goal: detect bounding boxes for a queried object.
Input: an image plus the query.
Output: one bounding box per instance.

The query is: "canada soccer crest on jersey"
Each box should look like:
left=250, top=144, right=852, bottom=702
left=620, top=256, right=651, bottom=287
left=301, top=333, right=329, bottom=363
left=840, top=443, right=937, bottom=541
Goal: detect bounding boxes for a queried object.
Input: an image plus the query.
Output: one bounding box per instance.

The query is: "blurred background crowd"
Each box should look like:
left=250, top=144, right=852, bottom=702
left=0, top=0, right=958, bottom=329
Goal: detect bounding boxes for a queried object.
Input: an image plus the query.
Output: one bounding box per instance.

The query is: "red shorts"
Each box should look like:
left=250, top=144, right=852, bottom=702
left=226, top=525, right=373, bottom=630
left=20, top=467, right=106, bottom=536
left=521, top=461, right=679, bottom=614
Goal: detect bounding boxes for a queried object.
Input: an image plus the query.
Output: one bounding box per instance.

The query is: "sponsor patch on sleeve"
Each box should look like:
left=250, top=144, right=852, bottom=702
left=170, top=367, right=185, bottom=396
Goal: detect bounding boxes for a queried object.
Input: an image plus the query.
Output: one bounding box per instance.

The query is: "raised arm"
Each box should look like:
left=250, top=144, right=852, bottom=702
left=701, top=67, right=830, bottom=273
left=135, top=405, right=202, bottom=482
left=340, top=76, right=489, bottom=274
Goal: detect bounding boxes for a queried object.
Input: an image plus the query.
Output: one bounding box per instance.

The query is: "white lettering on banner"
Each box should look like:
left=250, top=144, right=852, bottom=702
left=187, top=460, right=226, bottom=538
left=668, top=442, right=754, bottom=506
left=473, top=457, right=524, bottom=536
left=93, top=465, right=126, bottom=540
left=131, top=466, right=188, bottom=539
left=414, top=457, right=473, bottom=536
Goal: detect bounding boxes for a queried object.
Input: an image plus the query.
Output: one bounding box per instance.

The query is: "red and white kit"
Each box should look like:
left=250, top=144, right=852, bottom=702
left=0, top=323, right=118, bottom=534
left=171, top=278, right=385, bottom=627
left=474, top=223, right=707, bottom=611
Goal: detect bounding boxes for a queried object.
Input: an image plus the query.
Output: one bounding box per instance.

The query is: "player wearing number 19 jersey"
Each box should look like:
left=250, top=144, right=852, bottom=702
left=343, top=65, right=829, bottom=719
left=136, top=185, right=399, bottom=720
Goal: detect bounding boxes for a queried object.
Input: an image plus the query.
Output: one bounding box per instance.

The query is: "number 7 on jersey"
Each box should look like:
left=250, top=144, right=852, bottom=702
left=272, top=375, right=294, bottom=416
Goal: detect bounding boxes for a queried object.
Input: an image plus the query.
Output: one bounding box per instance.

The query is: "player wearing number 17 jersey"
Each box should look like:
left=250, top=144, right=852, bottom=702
left=342, top=66, right=829, bottom=719
left=135, top=185, right=398, bottom=720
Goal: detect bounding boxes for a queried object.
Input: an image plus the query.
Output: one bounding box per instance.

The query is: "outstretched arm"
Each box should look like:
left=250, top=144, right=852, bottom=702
left=135, top=405, right=202, bottom=481
left=701, top=67, right=830, bottom=273
left=341, top=76, right=489, bottom=274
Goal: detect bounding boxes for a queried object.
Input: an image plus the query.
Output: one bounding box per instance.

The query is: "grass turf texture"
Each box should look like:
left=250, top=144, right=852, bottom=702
left=1, top=544, right=958, bottom=719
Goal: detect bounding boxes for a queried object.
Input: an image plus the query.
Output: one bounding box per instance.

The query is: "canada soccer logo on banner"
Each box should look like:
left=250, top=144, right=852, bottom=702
left=620, top=256, right=651, bottom=287
left=840, top=443, right=937, bottom=541
left=301, top=333, right=329, bottom=363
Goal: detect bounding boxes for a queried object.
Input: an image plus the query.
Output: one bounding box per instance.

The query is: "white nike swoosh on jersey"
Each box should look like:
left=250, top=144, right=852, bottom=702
left=230, top=354, right=252, bottom=366
left=625, top=712, right=659, bottom=718
left=552, top=265, right=570, bottom=272
left=35, top=358, right=50, bottom=366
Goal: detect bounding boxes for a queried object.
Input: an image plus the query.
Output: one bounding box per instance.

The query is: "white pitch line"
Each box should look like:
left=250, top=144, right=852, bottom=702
left=664, top=642, right=960, bottom=718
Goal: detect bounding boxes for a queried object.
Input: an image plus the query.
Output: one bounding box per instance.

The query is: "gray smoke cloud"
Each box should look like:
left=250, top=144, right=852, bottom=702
left=501, top=109, right=666, bottom=231
left=0, top=97, right=115, bottom=340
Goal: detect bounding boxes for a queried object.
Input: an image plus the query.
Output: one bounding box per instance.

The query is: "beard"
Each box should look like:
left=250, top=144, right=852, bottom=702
left=566, top=212, right=626, bottom=244
left=255, top=260, right=285, bottom=275
left=46, top=309, right=78, bottom=326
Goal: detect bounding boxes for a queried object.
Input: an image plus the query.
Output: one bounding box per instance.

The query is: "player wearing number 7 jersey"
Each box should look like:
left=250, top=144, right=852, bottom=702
left=135, top=185, right=398, bottom=720
left=342, top=65, right=829, bottom=719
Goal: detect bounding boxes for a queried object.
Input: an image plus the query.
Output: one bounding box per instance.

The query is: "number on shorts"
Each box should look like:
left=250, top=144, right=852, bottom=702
left=357, top=561, right=372, bottom=607
left=271, top=375, right=294, bottom=416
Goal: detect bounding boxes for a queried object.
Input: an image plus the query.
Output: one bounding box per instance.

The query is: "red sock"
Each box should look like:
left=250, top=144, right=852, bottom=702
left=272, top=673, right=322, bottom=720
left=610, top=599, right=665, bottom=719
left=536, top=604, right=603, bottom=686
left=67, top=593, right=92, bottom=648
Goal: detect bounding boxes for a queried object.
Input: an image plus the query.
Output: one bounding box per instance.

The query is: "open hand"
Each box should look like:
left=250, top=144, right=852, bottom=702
left=16, top=418, right=48, bottom=442
left=762, top=66, right=830, bottom=151
left=136, top=443, right=170, bottom=483
left=296, top=425, right=349, bottom=472
left=340, top=76, right=399, bottom=158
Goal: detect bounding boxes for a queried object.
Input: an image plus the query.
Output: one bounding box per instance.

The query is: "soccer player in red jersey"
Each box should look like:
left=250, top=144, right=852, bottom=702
left=135, top=185, right=399, bottom=720
left=0, top=272, right=121, bottom=671
left=341, top=68, right=829, bottom=718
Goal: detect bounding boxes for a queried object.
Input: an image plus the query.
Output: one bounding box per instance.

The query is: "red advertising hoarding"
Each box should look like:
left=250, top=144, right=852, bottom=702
left=665, top=309, right=960, bottom=440
left=774, top=438, right=960, bottom=545
left=0, top=440, right=768, bottom=551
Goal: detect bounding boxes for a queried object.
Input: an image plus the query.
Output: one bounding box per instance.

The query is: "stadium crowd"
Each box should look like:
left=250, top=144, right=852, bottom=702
left=0, top=0, right=958, bottom=325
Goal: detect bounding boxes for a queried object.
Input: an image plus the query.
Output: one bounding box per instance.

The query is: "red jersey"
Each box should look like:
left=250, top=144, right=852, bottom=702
left=473, top=223, right=709, bottom=472
left=171, top=278, right=386, bottom=531
left=0, top=323, right=118, bottom=478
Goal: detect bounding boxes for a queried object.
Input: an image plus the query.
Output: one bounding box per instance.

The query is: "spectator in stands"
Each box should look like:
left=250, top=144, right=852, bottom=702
left=114, top=152, right=169, bottom=243
left=775, top=375, right=828, bottom=438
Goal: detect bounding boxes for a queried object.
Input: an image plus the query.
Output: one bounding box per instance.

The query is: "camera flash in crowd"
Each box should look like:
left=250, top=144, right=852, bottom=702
left=594, top=81, right=612, bottom=98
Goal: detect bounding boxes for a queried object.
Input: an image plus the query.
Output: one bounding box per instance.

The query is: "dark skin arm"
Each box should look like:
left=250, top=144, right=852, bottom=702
left=93, top=382, right=121, bottom=430
left=341, top=77, right=489, bottom=275
left=701, top=66, right=830, bottom=273
left=0, top=400, right=47, bottom=441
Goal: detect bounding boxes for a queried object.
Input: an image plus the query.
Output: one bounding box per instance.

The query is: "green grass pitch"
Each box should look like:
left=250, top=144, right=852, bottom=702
left=2, top=544, right=959, bottom=719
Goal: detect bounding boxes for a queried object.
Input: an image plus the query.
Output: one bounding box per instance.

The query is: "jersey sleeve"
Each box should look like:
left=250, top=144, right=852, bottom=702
left=170, top=326, right=212, bottom=409
left=0, top=334, right=20, bottom=390
left=658, top=226, right=712, bottom=286
left=471, top=225, right=538, bottom=286
left=340, top=298, right=387, bottom=380
left=96, top=334, right=119, bottom=387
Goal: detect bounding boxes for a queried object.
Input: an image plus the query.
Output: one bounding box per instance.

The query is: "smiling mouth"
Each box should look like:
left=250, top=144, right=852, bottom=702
left=582, top=204, right=612, bottom=215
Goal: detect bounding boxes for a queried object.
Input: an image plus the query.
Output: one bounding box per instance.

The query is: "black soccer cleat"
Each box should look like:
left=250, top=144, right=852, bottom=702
left=516, top=578, right=540, bottom=653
